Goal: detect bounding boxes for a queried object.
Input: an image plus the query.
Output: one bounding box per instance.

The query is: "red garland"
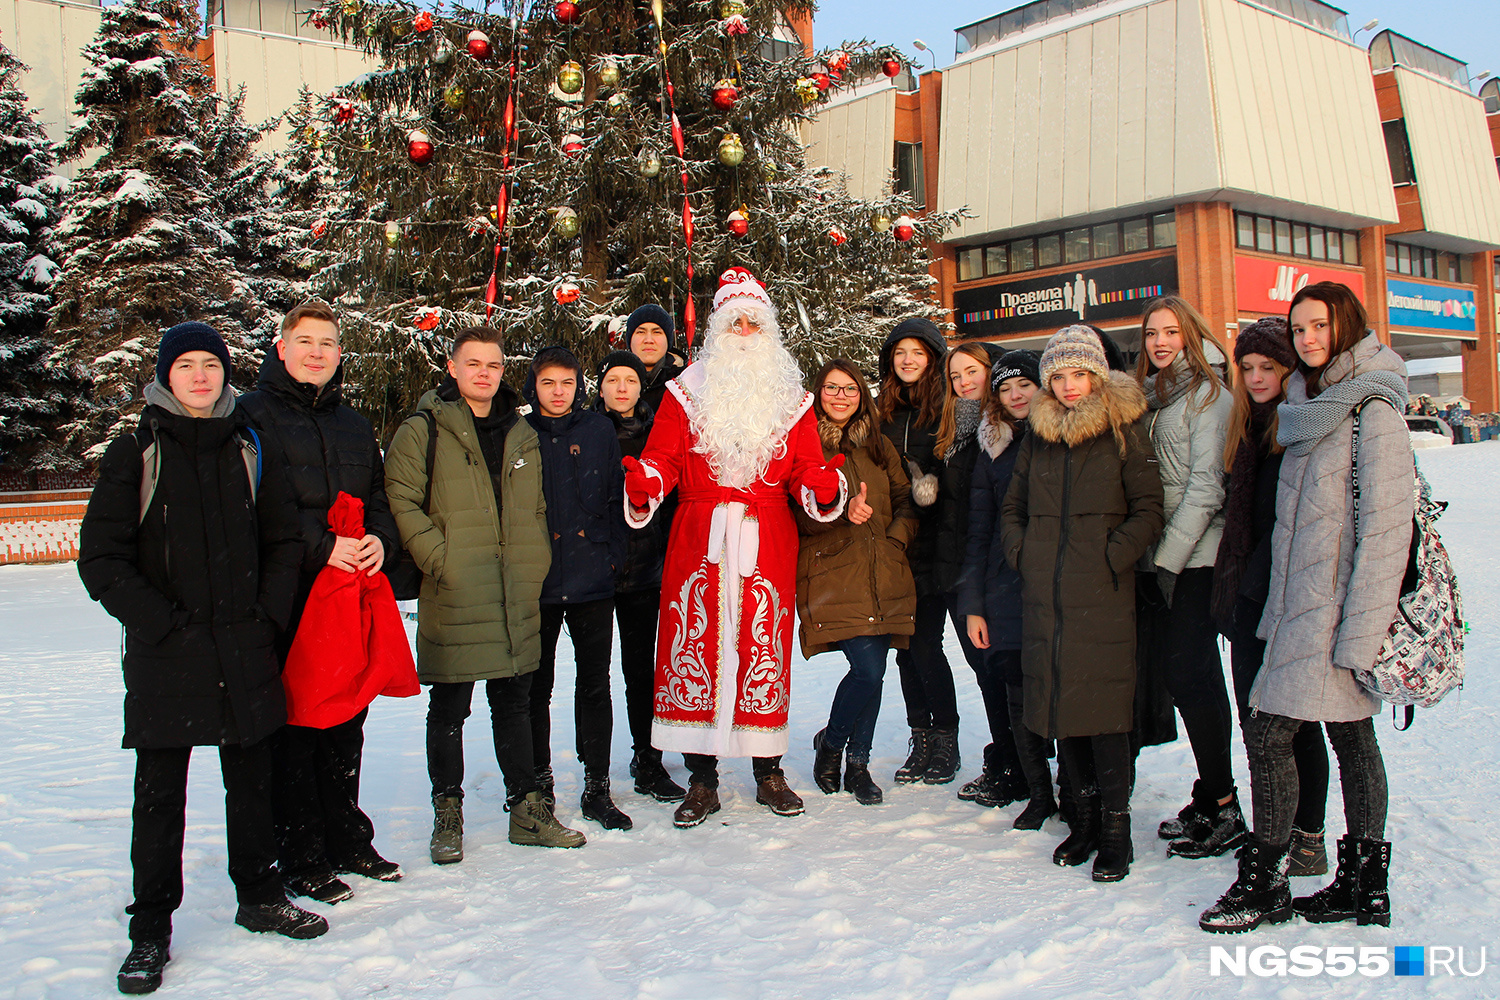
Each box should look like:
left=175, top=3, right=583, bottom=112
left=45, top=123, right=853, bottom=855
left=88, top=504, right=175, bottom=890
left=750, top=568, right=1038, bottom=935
left=658, top=30, right=696, bottom=346
left=484, top=53, right=521, bottom=320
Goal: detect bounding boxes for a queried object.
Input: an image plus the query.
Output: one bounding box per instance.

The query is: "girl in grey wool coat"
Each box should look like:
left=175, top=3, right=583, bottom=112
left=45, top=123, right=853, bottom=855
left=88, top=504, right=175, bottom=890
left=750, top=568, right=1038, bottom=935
left=1135, top=295, right=1245, bottom=863
left=1200, top=281, right=1412, bottom=934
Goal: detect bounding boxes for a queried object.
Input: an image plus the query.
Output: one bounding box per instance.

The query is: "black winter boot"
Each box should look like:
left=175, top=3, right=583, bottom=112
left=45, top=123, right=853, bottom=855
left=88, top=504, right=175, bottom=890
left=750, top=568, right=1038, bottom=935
left=957, top=743, right=997, bottom=803
left=1199, top=838, right=1294, bottom=933
left=580, top=775, right=633, bottom=830
left=632, top=750, right=687, bottom=803
left=843, top=757, right=883, bottom=805
left=1293, top=835, right=1359, bottom=923
left=1056, top=759, right=1075, bottom=827
left=811, top=729, right=842, bottom=794
left=923, top=727, right=961, bottom=784
left=283, top=870, right=354, bottom=904
left=234, top=900, right=329, bottom=939
left=1092, top=809, right=1134, bottom=882
left=1355, top=838, right=1392, bottom=927
left=894, top=728, right=932, bottom=783
left=1159, top=779, right=1217, bottom=840
left=1168, top=790, right=1248, bottom=859
left=117, top=939, right=170, bottom=994
left=1053, top=794, right=1101, bottom=867
left=1013, top=789, right=1058, bottom=831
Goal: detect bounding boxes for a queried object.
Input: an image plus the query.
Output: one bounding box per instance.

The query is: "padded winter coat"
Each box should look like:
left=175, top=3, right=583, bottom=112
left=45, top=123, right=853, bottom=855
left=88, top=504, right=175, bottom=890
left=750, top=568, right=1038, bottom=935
left=1001, top=373, right=1165, bottom=739
left=795, top=413, right=918, bottom=656
left=79, top=403, right=302, bottom=749
left=385, top=384, right=551, bottom=684
left=526, top=406, right=625, bottom=605
left=639, top=350, right=687, bottom=415
left=881, top=404, right=941, bottom=596
left=1252, top=337, right=1414, bottom=722
left=599, top=402, right=671, bottom=594
left=1141, top=352, right=1231, bottom=574
left=955, top=414, right=1025, bottom=652
left=239, top=354, right=399, bottom=633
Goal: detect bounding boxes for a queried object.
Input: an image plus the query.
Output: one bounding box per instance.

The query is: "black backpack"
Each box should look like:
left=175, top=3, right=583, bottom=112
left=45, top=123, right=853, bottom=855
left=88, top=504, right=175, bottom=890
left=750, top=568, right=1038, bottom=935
left=385, top=410, right=438, bottom=602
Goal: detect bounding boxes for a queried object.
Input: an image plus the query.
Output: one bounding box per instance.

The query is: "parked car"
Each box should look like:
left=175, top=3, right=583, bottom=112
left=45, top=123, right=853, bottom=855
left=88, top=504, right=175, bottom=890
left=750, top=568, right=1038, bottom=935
left=1405, top=414, right=1454, bottom=450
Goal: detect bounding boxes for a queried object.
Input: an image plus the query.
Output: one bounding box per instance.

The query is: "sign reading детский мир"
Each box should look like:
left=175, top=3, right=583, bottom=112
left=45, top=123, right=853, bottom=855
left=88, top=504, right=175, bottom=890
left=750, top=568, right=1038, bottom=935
left=1387, top=278, right=1477, bottom=333
left=954, top=256, right=1179, bottom=338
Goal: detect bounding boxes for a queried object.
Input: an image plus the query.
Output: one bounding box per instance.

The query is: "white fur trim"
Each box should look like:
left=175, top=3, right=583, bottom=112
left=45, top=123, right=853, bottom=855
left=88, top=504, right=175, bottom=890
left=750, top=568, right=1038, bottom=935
left=624, top=461, right=665, bottom=528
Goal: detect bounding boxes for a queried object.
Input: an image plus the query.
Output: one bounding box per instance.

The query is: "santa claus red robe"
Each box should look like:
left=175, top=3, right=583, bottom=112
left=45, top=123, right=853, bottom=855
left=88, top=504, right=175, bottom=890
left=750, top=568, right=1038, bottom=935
left=626, top=364, right=847, bottom=757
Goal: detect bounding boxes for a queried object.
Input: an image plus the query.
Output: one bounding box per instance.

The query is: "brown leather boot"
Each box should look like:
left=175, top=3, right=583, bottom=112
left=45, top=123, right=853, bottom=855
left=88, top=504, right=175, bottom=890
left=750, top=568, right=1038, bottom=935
left=672, top=782, right=721, bottom=828
left=755, top=773, right=805, bottom=816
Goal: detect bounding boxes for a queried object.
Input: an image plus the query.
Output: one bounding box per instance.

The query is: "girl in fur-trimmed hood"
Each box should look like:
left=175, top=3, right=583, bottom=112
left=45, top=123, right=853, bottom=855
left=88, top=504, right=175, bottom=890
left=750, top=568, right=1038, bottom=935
left=1001, top=326, right=1164, bottom=883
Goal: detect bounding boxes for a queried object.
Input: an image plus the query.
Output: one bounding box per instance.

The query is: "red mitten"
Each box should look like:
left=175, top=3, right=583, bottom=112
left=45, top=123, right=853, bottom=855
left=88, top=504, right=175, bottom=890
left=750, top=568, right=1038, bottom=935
left=623, top=456, right=661, bottom=509
left=804, top=453, right=846, bottom=507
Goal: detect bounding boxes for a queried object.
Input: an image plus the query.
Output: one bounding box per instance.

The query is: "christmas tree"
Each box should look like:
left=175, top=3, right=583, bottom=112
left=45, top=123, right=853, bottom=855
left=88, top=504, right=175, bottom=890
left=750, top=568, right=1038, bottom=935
left=0, top=40, right=75, bottom=470
left=308, top=0, right=958, bottom=437
left=48, top=0, right=273, bottom=455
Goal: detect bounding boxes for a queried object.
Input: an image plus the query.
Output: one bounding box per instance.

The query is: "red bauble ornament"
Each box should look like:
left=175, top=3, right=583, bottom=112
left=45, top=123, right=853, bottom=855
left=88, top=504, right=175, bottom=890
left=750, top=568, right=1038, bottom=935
left=553, top=282, right=582, bottom=304
left=310, top=218, right=328, bottom=239
left=555, top=1, right=581, bottom=23
left=310, top=12, right=328, bottom=29
left=412, top=11, right=432, bottom=31
left=712, top=80, right=739, bottom=110
left=727, top=210, right=749, bottom=237
left=829, top=226, right=847, bottom=246
left=812, top=72, right=831, bottom=92
left=466, top=30, right=491, bottom=59
left=415, top=307, right=441, bottom=331
left=407, top=129, right=434, bottom=165
left=894, top=214, right=916, bottom=242
left=882, top=58, right=901, bottom=78
left=827, top=50, right=850, bottom=75
left=561, top=133, right=584, bottom=155
left=333, top=99, right=355, bottom=124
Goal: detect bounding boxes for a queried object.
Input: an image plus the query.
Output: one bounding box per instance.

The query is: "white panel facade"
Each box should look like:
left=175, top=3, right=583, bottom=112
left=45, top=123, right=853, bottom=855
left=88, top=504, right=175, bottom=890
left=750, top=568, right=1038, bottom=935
left=804, top=87, right=897, bottom=201
left=1395, top=67, right=1500, bottom=248
left=2, top=0, right=103, bottom=145
left=1200, top=0, right=1397, bottom=226
left=213, top=26, right=377, bottom=149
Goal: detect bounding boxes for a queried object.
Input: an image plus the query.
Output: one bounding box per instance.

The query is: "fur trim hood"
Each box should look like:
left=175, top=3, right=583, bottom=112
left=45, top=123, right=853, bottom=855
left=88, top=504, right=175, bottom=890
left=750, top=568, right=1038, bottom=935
left=977, top=412, right=1016, bottom=460
left=817, top=410, right=873, bottom=454
left=1029, top=370, right=1148, bottom=451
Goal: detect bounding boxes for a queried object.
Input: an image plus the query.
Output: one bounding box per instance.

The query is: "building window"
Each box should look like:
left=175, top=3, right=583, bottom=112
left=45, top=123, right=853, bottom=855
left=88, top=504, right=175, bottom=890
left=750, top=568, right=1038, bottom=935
left=894, top=142, right=925, bottom=208
left=1093, top=223, right=1121, bottom=259
left=959, top=247, right=983, bottom=282
left=1064, top=228, right=1090, bottom=264
left=985, top=246, right=1008, bottom=276
left=1037, top=234, right=1061, bottom=269
left=1152, top=212, right=1177, bottom=247
left=1235, top=212, right=1361, bottom=266
left=1386, top=239, right=1466, bottom=283
left=1493, top=258, right=1500, bottom=290
left=1010, top=238, right=1036, bottom=271
left=1124, top=217, right=1151, bottom=254
left=1382, top=119, right=1417, bottom=187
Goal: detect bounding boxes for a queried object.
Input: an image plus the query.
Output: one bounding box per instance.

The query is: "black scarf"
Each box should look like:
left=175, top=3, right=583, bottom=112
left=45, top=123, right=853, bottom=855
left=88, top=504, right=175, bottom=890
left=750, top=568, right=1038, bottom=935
left=1209, top=402, right=1274, bottom=632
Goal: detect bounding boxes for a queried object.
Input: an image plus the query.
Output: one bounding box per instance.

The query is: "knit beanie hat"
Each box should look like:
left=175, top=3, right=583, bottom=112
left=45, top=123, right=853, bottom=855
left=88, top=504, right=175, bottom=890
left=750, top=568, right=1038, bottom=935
left=991, top=349, right=1041, bottom=393
left=1233, top=317, right=1296, bottom=370
left=156, top=322, right=231, bottom=386
left=596, top=350, right=648, bottom=386
left=1039, top=325, right=1110, bottom=387
left=712, top=267, right=774, bottom=313
left=625, top=304, right=674, bottom=346
left=1086, top=325, right=1130, bottom=372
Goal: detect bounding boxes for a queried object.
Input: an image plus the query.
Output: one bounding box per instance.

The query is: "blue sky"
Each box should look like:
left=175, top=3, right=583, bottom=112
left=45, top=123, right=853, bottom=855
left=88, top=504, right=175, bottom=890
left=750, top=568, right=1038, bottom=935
left=812, top=0, right=1500, bottom=81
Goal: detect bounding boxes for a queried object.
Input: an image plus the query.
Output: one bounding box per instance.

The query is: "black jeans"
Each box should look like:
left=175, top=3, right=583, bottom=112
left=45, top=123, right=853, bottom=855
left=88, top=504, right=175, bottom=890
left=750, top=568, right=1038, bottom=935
left=824, top=635, right=891, bottom=760
left=127, top=743, right=283, bottom=942
left=271, top=709, right=377, bottom=880
left=613, top=588, right=660, bottom=755
left=427, top=677, right=538, bottom=801
left=1244, top=712, right=1387, bottom=848
left=895, top=593, right=961, bottom=730
left=1230, top=603, right=1331, bottom=833
left=1140, top=567, right=1236, bottom=801
left=532, top=598, right=615, bottom=777
left=682, top=754, right=784, bottom=790
left=1057, top=732, right=1133, bottom=814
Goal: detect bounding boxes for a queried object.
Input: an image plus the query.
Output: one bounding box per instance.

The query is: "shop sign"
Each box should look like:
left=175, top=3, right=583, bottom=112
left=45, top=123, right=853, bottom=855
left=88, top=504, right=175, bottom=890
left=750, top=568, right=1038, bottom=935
left=1387, top=278, right=1477, bottom=332
left=1235, top=256, right=1365, bottom=313
left=954, top=256, right=1178, bottom=337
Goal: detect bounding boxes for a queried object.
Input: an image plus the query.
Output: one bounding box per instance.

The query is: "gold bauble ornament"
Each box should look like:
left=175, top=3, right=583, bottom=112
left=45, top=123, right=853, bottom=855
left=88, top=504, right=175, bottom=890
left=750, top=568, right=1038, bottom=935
left=638, top=148, right=662, bottom=178
left=760, top=160, right=777, bottom=182
left=607, top=92, right=630, bottom=115
left=871, top=212, right=892, bottom=233
left=383, top=220, right=401, bottom=247
left=598, top=58, right=621, bottom=88
left=717, top=132, right=745, bottom=167
left=552, top=207, right=580, bottom=238
left=341, top=0, right=361, bottom=14
left=443, top=85, right=466, bottom=110
left=719, top=0, right=746, bottom=17
left=557, top=60, right=584, bottom=95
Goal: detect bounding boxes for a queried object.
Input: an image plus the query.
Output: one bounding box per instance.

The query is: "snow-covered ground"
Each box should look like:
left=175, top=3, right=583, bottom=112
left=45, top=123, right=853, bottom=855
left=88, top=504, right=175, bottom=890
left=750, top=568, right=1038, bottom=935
left=2, top=444, right=1497, bottom=999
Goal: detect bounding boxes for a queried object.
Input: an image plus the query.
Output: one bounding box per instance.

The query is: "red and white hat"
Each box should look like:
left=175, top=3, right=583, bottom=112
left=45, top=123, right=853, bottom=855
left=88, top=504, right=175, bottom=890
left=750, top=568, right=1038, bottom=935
left=712, top=267, right=773, bottom=313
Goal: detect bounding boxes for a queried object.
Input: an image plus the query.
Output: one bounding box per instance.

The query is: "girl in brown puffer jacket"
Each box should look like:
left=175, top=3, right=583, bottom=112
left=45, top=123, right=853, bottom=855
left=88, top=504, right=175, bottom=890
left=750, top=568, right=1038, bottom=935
left=797, top=359, right=918, bottom=806
left=1002, top=326, right=1164, bottom=883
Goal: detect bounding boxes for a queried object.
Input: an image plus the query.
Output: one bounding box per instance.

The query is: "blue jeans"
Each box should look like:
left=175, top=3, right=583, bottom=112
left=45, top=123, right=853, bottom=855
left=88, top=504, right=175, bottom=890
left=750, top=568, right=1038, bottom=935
left=825, top=635, right=892, bottom=761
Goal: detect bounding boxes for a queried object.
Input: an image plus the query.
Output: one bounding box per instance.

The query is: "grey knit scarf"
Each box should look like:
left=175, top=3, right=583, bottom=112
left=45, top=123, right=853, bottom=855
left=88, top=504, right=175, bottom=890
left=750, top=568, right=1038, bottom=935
left=946, top=397, right=982, bottom=460
left=1143, top=356, right=1195, bottom=411
left=144, top=378, right=238, bottom=419
left=1277, top=364, right=1407, bottom=456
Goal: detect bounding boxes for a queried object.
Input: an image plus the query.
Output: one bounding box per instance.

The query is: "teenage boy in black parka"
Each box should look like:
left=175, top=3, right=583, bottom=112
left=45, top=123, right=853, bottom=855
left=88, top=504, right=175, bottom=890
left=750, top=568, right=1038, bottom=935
left=238, top=301, right=403, bottom=904
left=625, top=304, right=687, bottom=414
left=79, top=322, right=326, bottom=996
left=524, top=346, right=631, bottom=829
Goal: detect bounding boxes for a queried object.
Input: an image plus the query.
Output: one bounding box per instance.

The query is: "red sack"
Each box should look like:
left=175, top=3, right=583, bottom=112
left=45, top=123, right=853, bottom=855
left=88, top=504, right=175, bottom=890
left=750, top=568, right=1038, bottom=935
left=282, top=492, right=419, bottom=728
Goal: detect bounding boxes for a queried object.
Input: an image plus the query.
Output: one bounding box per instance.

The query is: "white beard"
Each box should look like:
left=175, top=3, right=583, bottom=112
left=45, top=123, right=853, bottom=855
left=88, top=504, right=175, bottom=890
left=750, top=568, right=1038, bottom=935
left=691, top=313, right=806, bottom=489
